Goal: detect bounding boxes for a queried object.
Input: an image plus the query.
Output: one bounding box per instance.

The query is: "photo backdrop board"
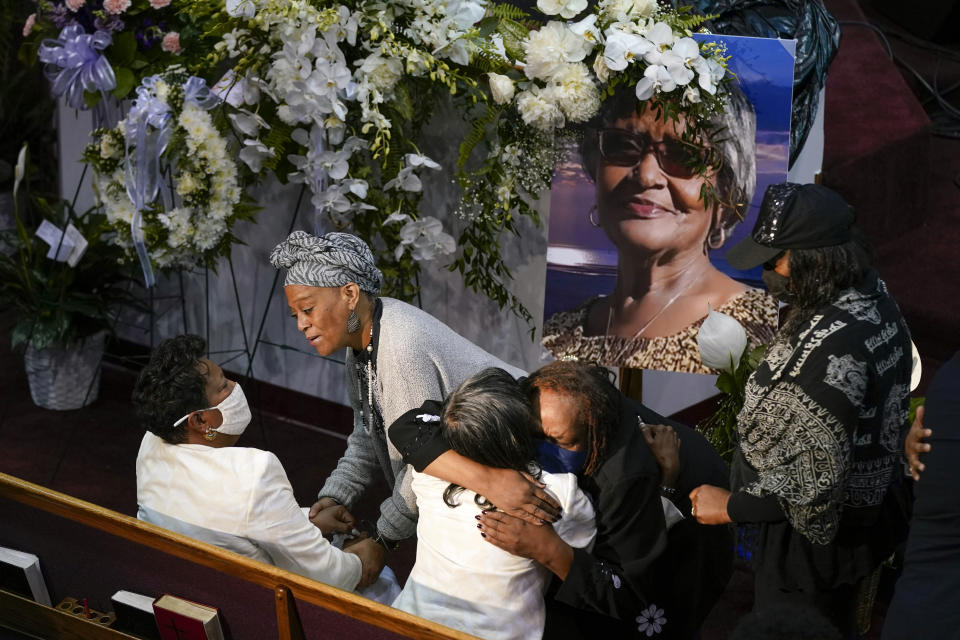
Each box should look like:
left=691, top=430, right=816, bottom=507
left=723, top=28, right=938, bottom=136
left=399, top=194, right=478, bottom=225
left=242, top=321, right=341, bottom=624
left=544, top=35, right=796, bottom=322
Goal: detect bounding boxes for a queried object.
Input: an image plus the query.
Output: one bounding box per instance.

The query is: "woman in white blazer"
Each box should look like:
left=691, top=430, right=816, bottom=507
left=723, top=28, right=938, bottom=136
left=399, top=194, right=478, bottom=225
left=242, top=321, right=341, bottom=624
left=133, top=334, right=383, bottom=593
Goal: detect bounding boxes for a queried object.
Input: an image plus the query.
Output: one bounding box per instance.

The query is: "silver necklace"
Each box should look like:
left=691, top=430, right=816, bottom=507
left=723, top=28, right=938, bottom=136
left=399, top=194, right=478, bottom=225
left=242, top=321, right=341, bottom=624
left=602, top=277, right=696, bottom=363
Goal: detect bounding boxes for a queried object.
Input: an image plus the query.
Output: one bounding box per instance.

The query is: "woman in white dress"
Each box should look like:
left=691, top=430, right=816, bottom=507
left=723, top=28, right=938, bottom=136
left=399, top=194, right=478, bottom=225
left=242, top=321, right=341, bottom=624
left=392, top=369, right=596, bottom=640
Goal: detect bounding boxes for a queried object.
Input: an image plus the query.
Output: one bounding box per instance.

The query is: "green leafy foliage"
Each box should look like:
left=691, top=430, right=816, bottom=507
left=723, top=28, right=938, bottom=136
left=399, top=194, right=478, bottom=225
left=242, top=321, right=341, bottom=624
left=0, top=149, right=144, bottom=351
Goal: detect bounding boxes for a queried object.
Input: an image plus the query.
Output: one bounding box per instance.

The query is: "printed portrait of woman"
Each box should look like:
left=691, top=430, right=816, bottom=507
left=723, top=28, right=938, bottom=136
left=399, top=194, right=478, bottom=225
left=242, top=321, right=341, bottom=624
left=542, top=41, right=788, bottom=373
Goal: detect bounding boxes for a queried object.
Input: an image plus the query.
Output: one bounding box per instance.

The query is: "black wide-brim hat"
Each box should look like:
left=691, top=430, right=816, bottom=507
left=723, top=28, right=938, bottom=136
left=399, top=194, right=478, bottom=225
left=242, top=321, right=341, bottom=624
left=727, top=182, right=856, bottom=270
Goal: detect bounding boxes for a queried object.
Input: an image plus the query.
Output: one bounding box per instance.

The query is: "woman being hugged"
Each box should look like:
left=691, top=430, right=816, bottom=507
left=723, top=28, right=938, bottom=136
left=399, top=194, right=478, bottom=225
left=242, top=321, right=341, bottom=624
left=393, top=368, right=596, bottom=640
left=270, top=231, right=547, bottom=576
left=543, top=84, right=777, bottom=372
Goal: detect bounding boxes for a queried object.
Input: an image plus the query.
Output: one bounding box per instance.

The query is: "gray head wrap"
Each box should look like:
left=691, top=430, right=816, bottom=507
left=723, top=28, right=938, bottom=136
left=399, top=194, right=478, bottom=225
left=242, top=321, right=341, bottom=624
left=269, top=231, right=383, bottom=295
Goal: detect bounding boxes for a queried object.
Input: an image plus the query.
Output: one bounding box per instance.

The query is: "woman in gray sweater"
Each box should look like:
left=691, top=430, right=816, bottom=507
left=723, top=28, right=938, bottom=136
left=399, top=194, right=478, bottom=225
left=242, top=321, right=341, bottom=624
left=269, top=231, right=549, bottom=579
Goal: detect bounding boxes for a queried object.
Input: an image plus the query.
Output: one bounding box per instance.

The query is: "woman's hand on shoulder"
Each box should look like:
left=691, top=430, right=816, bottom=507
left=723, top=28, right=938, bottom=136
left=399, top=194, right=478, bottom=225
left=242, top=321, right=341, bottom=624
left=906, top=405, right=932, bottom=482
left=482, top=468, right=562, bottom=525
left=641, top=424, right=681, bottom=488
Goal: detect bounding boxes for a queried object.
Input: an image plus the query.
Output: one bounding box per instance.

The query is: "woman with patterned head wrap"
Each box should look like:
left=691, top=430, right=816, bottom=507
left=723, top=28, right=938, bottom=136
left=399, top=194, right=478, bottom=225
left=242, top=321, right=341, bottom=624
left=270, top=230, right=552, bottom=577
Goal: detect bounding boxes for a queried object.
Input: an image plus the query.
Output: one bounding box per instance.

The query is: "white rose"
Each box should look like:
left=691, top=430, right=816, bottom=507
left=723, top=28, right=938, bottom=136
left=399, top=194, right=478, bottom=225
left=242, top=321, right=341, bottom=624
left=592, top=54, right=611, bottom=83
left=488, top=73, right=515, bottom=105
left=697, top=306, right=748, bottom=373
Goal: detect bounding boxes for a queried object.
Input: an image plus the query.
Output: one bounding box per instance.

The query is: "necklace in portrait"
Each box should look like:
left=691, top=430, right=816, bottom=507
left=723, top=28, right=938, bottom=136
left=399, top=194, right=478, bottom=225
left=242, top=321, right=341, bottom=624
left=602, top=276, right=696, bottom=365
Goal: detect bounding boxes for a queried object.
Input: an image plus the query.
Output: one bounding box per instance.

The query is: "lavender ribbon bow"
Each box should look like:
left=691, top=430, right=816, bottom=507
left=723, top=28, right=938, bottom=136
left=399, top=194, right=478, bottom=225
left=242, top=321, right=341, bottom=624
left=122, top=74, right=222, bottom=286
left=38, top=24, right=116, bottom=111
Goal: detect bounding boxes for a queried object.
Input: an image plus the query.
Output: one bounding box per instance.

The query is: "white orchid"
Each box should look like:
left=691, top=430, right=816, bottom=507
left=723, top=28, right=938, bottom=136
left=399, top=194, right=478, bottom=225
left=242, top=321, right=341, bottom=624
left=643, top=22, right=676, bottom=58
left=538, top=0, right=588, bottom=20
left=225, top=0, right=256, bottom=19
left=697, top=306, right=748, bottom=373
left=384, top=153, right=440, bottom=192
left=396, top=216, right=457, bottom=261
left=693, top=56, right=726, bottom=95
left=238, top=139, right=274, bottom=172
left=228, top=110, right=270, bottom=137
left=569, top=14, right=600, bottom=46
left=634, top=63, right=675, bottom=100
left=446, top=0, right=486, bottom=30
left=602, top=29, right=652, bottom=72
left=683, top=85, right=701, bottom=104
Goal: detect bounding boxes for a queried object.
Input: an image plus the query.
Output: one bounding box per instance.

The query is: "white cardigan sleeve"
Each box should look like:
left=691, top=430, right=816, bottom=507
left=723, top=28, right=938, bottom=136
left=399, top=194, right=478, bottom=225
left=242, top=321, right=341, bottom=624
left=245, top=453, right=363, bottom=591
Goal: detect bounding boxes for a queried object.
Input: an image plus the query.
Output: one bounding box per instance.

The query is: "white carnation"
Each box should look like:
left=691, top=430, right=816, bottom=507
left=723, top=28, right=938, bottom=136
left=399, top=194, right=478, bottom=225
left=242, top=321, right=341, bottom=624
left=523, top=21, right=592, bottom=81
left=549, top=63, right=600, bottom=122
left=516, top=88, right=564, bottom=131
left=358, top=54, right=403, bottom=93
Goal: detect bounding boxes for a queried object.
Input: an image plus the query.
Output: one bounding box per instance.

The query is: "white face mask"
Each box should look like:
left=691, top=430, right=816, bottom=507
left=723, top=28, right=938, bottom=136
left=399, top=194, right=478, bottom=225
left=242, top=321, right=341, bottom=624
left=210, top=383, right=252, bottom=435
left=173, top=382, right=252, bottom=436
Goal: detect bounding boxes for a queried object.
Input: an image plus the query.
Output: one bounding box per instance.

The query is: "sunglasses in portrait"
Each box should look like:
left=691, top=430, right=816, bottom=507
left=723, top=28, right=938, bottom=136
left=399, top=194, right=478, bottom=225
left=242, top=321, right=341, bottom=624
left=596, top=128, right=720, bottom=179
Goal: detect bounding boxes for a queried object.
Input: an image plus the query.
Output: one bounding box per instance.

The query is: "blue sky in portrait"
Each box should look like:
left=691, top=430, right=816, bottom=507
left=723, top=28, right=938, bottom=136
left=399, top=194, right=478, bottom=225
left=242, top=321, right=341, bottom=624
left=544, top=35, right=796, bottom=320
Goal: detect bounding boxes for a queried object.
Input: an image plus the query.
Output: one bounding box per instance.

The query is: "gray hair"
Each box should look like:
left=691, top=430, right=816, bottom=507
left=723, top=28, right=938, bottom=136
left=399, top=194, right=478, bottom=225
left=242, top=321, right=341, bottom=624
left=580, top=81, right=757, bottom=247
left=440, top=368, right=538, bottom=508
left=269, top=230, right=383, bottom=295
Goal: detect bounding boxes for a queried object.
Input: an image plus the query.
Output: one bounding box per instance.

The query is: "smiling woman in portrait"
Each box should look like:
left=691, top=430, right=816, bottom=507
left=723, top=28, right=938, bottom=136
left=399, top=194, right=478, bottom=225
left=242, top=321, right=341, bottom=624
left=542, top=84, right=777, bottom=373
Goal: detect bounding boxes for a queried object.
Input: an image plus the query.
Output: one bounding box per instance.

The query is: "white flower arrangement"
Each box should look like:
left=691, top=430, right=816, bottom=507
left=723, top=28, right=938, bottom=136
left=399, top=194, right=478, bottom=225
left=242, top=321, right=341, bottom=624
left=505, top=0, right=730, bottom=134
left=129, top=0, right=732, bottom=323
left=84, top=70, right=250, bottom=271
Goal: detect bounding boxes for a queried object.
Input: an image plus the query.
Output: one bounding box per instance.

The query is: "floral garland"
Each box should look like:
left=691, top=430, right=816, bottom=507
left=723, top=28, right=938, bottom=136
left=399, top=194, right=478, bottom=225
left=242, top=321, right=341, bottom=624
left=485, top=0, right=730, bottom=185
left=82, top=68, right=250, bottom=271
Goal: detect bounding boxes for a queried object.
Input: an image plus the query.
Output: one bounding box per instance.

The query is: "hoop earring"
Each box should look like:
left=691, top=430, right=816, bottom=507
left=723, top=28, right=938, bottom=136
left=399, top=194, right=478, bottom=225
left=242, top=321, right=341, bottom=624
left=204, top=428, right=218, bottom=441
left=346, top=309, right=361, bottom=334
left=707, top=226, right=727, bottom=250
left=588, top=205, right=600, bottom=228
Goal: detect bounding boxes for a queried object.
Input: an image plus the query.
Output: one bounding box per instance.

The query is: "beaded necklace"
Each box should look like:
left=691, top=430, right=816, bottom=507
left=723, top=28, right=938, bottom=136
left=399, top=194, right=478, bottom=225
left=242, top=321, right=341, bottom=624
left=355, top=300, right=381, bottom=432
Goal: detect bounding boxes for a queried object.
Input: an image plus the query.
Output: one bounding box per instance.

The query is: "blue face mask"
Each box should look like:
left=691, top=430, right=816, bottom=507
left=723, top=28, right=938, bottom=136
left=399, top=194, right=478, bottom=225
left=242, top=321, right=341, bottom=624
left=536, top=440, right=588, bottom=475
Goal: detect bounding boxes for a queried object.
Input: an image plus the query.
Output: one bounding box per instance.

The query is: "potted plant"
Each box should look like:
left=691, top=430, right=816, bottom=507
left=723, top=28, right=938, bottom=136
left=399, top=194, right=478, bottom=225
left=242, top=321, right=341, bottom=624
left=0, top=145, right=142, bottom=410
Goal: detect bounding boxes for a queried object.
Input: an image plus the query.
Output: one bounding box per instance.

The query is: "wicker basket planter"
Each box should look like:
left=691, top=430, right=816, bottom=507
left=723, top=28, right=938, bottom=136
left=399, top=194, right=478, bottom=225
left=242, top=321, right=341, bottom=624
left=23, top=331, right=107, bottom=410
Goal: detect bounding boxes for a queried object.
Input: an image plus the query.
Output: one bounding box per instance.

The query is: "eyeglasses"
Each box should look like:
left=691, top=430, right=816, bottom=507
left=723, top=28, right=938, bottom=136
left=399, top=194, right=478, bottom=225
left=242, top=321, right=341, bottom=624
left=596, top=128, right=716, bottom=179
